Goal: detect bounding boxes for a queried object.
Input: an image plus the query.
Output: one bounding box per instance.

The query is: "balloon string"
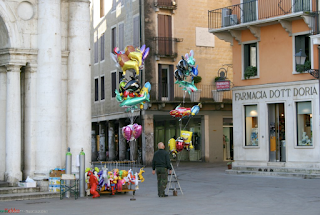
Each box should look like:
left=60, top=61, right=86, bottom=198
left=183, top=117, right=191, bottom=130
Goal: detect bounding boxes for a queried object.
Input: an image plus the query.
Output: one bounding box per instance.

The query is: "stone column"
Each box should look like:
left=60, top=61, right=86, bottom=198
left=5, top=65, right=22, bottom=185
left=118, top=119, right=126, bottom=160
left=36, top=0, right=62, bottom=177
left=142, top=113, right=154, bottom=166
left=108, top=121, right=116, bottom=161
left=67, top=0, right=91, bottom=171
left=23, top=64, right=37, bottom=178
left=0, top=66, right=7, bottom=181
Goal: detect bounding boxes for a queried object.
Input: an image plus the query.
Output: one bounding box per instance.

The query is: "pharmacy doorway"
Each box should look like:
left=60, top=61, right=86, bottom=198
left=223, top=118, right=233, bottom=161
left=268, top=103, right=286, bottom=162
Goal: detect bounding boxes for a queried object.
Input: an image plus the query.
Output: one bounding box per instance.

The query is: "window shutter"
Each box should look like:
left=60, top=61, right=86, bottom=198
left=158, top=64, right=162, bottom=100
left=101, top=34, right=105, bottom=61
left=133, top=16, right=140, bottom=48
left=111, top=72, right=116, bottom=97
left=112, top=27, right=116, bottom=52
left=169, top=65, right=174, bottom=101
left=101, top=76, right=105, bottom=100
left=95, top=78, right=99, bottom=101
left=119, top=23, right=124, bottom=51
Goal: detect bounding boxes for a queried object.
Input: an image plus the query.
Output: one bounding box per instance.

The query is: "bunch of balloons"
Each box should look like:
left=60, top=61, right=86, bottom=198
left=168, top=130, right=194, bottom=158
left=174, top=50, right=199, bottom=94
left=110, top=45, right=149, bottom=77
left=169, top=103, right=201, bottom=119
left=111, top=44, right=151, bottom=110
left=122, top=123, right=142, bottom=141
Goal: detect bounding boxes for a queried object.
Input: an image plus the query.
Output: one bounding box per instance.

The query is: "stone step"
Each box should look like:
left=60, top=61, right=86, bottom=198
left=0, top=192, right=60, bottom=201
left=0, top=187, right=40, bottom=194
left=232, top=166, right=320, bottom=174
left=226, top=169, right=320, bottom=179
left=0, top=181, right=9, bottom=187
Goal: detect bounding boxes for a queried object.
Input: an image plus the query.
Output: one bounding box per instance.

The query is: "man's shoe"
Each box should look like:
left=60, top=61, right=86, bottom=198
left=163, top=194, right=168, bottom=197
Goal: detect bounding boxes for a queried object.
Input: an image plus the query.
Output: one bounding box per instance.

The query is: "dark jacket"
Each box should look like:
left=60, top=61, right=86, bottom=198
left=152, top=149, right=172, bottom=170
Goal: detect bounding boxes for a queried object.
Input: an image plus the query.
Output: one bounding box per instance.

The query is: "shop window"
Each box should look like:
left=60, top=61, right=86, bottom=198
left=94, top=78, right=99, bottom=101
left=243, top=42, right=258, bottom=79
left=294, top=34, right=311, bottom=73
left=245, top=105, right=258, bottom=146
left=296, top=101, right=312, bottom=146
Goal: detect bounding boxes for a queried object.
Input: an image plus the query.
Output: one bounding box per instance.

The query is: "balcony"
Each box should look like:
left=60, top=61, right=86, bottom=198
left=153, top=37, right=183, bottom=59
left=148, top=83, right=233, bottom=103
left=154, top=0, right=177, bottom=10
left=208, top=0, right=319, bottom=43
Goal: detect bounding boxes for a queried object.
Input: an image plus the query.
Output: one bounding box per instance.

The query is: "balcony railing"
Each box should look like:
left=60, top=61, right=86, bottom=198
left=208, top=0, right=317, bottom=31
left=149, top=83, right=233, bottom=102
left=154, top=0, right=177, bottom=10
left=153, top=37, right=183, bottom=59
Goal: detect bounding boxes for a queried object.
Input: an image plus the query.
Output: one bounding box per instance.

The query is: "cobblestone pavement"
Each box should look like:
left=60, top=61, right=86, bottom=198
left=1, top=162, right=320, bottom=215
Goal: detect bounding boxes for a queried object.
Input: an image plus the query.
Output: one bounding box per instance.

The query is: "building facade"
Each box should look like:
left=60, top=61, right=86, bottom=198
left=209, top=0, right=320, bottom=169
left=0, top=0, right=91, bottom=185
left=91, top=0, right=233, bottom=165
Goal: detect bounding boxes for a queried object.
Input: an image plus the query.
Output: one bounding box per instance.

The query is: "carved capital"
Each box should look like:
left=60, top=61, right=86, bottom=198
left=5, top=65, right=22, bottom=73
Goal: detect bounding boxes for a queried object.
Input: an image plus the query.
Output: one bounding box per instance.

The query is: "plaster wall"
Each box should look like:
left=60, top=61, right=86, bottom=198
left=233, top=80, right=320, bottom=168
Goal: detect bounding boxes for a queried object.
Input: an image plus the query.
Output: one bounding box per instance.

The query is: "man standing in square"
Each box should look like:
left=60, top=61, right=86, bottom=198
left=152, top=142, right=172, bottom=197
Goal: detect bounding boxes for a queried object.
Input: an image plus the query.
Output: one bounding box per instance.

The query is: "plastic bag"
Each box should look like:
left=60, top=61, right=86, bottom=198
left=25, top=176, right=35, bottom=182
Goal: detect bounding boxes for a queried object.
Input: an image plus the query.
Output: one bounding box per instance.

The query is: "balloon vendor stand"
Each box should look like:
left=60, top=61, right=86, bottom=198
left=87, top=161, right=145, bottom=200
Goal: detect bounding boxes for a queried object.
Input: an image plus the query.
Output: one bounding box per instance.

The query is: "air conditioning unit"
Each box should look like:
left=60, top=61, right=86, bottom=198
left=223, top=14, right=238, bottom=27
left=221, top=8, right=237, bottom=27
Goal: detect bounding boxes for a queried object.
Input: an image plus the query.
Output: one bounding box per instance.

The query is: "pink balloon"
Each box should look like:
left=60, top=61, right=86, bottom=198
left=122, top=126, right=132, bottom=141
left=132, top=124, right=142, bottom=139
left=176, top=139, right=184, bottom=152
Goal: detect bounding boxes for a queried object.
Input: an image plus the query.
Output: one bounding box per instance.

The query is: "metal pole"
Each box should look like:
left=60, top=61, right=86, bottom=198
left=65, top=147, right=72, bottom=198
left=79, top=148, right=85, bottom=197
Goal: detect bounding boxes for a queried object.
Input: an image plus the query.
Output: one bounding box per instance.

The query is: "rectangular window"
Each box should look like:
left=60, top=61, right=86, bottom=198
left=94, top=34, right=98, bottom=64
left=111, top=72, right=116, bottom=98
left=296, top=101, right=312, bottom=146
left=112, top=0, right=116, bottom=11
left=294, top=0, right=310, bottom=12
left=94, top=78, right=99, bottom=101
left=243, top=42, right=257, bottom=79
left=100, top=0, right=105, bottom=18
left=245, top=105, right=258, bottom=146
left=111, top=27, right=117, bottom=52
left=101, top=76, right=105, bottom=100
left=119, top=23, right=124, bottom=51
left=133, top=15, right=140, bottom=48
left=100, top=33, right=105, bottom=61
left=295, top=34, right=310, bottom=72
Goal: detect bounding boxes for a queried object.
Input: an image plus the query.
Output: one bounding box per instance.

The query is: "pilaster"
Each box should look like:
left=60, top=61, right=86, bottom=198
left=142, top=113, right=154, bottom=166
left=5, top=65, right=22, bottom=185
left=0, top=66, right=7, bottom=181
left=118, top=119, right=126, bottom=161
left=108, top=121, right=116, bottom=161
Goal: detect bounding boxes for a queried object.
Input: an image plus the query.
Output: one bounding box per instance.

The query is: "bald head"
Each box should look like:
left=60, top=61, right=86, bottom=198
left=158, top=142, right=165, bottom=149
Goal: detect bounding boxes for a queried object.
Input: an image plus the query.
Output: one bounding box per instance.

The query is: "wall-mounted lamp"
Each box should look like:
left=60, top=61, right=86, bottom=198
left=295, top=49, right=306, bottom=65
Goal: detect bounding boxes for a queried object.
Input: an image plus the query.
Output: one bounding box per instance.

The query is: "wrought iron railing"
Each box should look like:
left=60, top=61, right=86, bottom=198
left=153, top=37, right=183, bottom=58
left=154, top=0, right=177, bottom=10
left=148, top=83, right=233, bottom=102
left=208, top=0, right=316, bottom=30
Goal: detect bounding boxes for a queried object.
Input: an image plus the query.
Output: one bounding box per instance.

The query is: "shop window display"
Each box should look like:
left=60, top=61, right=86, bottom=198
left=296, top=101, right=312, bottom=146
left=245, top=105, right=258, bottom=146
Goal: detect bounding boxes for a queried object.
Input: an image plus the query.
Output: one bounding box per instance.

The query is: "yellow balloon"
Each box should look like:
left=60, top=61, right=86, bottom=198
left=181, top=130, right=193, bottom=144
left=122, top=60, right=139, bottom=76
left=128, top=51, right=142, bottom=66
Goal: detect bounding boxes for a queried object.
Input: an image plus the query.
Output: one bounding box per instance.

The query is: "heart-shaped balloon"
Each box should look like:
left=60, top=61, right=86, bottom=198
left=132, top=124, right=142, bottom=139
left=122, top=126, right=132, bottom=141
left=176, top=139, right=184, bottom=152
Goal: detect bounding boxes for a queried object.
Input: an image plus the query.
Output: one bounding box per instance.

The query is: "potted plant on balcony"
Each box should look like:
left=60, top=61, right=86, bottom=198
left=190, top=76, right=202, bottom=102
left=244, top=66, right=257, bottom=79
left=212, top=76, right=224, bottom=102
left=296, top=60, right=311, bottom=73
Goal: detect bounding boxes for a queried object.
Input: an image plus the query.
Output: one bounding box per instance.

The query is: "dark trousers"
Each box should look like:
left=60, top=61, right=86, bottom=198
left=156, top=167, right=168, bottom=196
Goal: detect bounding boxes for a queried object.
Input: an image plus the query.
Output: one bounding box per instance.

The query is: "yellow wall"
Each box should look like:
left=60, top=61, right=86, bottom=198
left=174, top=0, right=233, bottom=86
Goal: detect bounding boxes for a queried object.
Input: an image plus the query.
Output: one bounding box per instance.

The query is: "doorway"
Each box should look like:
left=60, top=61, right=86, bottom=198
left=268, top=103, right=286, bottom=162
left=223, top=118, right=233, bottom=161
left=161, top=65, right=169, bottom=101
